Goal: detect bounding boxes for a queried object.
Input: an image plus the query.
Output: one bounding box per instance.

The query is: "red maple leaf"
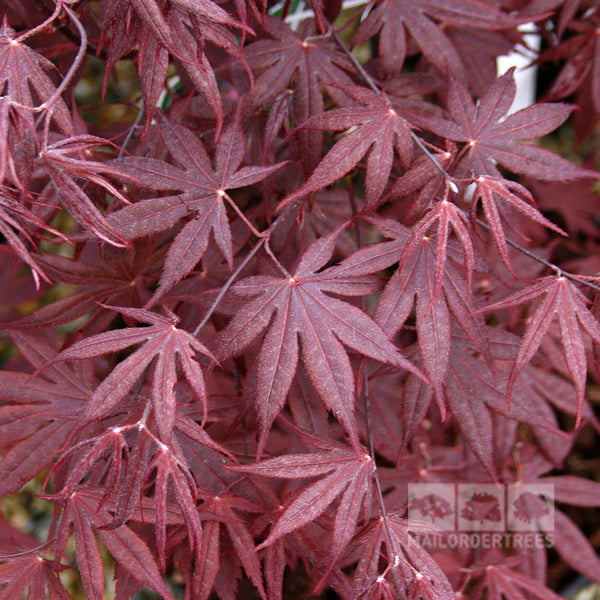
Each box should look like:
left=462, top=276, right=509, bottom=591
left=351, top=0, right=522, bottom=78
left=108, top=112, right=285, bottom=302
left=98, top=0, right=251, bottom=134
left=214, top=231, right=426, bottom=455
left=474, top=275, right=600, bottom=426
left=417, top=69, right=596, bottom=181
left=42, top=305, right=213, bottom=441
left=243, top=16, right=356, bottom=172
left=279, top=84, right=413, bottom=209
left=232, top=441, right=374, bottom=583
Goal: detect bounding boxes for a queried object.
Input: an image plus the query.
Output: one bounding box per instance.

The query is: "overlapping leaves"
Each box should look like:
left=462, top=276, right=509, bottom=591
left=475, top=275, right=600, bottom=426
left=99, top=0, right=251, bottom=133
left=352, top=0, right=522, bottom=78
left=215, top=231, right=426, bottom=455
left=42, top=306, right=212, bottom=441
left=108, top=113, right=284, bottom=301
left=243, top=16, right=355, bottom=170
left=232, top=440, right=374, bottom=583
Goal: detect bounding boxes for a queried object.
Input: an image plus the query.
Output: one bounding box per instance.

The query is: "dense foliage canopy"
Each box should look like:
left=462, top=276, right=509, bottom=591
left=1, top=1, right=600, bottom=599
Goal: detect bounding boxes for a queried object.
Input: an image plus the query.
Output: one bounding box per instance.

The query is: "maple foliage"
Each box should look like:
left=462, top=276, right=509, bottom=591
left=1, top=1, right=600, bottom=599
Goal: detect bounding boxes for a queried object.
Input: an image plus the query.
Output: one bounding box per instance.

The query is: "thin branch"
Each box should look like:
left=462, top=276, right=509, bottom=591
left=329, top=27, right=380, bottom=94
left=193, top=237, right=265, bottom=337
left=31, top=0, right=106, bottom=58
left=36, top=5, right=88, bottom=149
left=118, top=105, right=145, bottom=158
left=472, top=214, right=600, bottom=293
left=193, top=202, right=299, bottom=336
left=16, top=1, right=62, bottom=43
left=348, top=190, right=401, bottom=564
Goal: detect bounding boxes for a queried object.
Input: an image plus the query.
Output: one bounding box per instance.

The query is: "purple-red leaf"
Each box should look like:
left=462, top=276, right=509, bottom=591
left=234, top=446, right=373, bottom=563
left=418, top=69, right=596, bottom=181
left=279, top=85, right=413, bottom=209
left=474, top=276, right=600, bottom=425
left=43, top=306, right=212, bottom=440
left=215, top=232, right=425, bottom=455
left=108, top=114, right=284, bottom=300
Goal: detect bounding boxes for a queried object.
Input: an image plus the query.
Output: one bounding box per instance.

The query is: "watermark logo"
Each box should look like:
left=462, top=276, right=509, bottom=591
left=408, top=483, right=554, bottom=550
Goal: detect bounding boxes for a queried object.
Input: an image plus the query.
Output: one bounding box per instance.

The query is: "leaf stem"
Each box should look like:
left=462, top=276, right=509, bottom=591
left=193, top=203, right=298, bottom=336
left=223, top=191, right=292, bottom=277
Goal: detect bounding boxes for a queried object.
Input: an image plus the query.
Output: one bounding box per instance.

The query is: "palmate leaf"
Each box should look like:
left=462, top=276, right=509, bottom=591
left=6, top=241, right=159, bottom=332
left=351, top=514, right=454, bottom=600
left=0, top=19, right=72, bottom=134
left=0, top=554, right=70, bottom=600
left=396, top=328, right=566, bottom=477
left=51, top=487, right=176, bottom=600
left=108, top=113, right=285, bottom=302
left=351, top=0, right=522, bottom=78
left=362, top=216, right=485, bottom=413
left=471, top=176, right=567, bottom=275
left=481, top=327, right=600, bottom=459
left=192, top=494, right=266, bottom=600
left=231, top=443, right=374, bottom=578
left=279, top=84, right=413, bottom=209
left=99, top=0, right=251, bottom=134
left=214, top=231, right=426, bottom=455
left=0, top=333, right=90, bottom=497
left=416, top=68, right=596, bottom=181
left=0, top=185, right=67, bottom=287
left=40, top=135, right=135, bottom=248
left=445, top=334, right=565, bottom=477
left=474, top=275, right=600, bottom=426
left=147, top=444, right=203, bottom=572
left=398, top=193, right=474, bottom=297
left=42, top=306, right=212, bottom=441
left=243, top=16, right=355, bottom=171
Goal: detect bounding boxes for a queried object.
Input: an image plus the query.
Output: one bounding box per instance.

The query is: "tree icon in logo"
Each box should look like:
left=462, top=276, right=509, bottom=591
left=408, top=484, right=455, bottom=531
left=410, top=493, right=454, bottom=523
left=512, top=491, right=551, bottom=523
left=459, top=486, right=504, bottom=531
left=507, top=484, right=555, bottom=532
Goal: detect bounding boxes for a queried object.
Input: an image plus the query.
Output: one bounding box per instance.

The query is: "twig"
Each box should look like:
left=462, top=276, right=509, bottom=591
left=347, top=190, right=401, bottom=567
left=35, top=5, right=88, bottom=149
left=31, top=0, right=106, bottom=58
left=193, top=202, right=298, bottom=336
left=118, top=105, right=145, bottom=158
left=472, top=215, right=600, bottom=293
left=193, top=237, right=266, bottom=337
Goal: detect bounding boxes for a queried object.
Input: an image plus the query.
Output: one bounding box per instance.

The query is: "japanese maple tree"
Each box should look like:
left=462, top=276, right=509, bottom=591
left=1, top=1, right=600, bottom=599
